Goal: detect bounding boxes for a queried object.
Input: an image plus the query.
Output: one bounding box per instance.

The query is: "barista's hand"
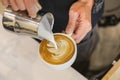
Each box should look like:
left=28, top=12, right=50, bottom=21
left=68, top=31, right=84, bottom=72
left=2, top=0, right=42, bottom=18
left=65, top=0, right=94, bottom=43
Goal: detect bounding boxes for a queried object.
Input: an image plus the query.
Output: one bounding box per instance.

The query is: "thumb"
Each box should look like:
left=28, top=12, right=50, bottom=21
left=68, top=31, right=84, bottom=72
left=65, top=10, right=79, bottom=34
left=34, top=0, right=42, bottom=12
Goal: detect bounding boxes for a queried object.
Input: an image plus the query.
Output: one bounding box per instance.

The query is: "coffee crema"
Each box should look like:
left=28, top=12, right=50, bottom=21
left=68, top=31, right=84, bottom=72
left=39, top=34, right=75, bottom=65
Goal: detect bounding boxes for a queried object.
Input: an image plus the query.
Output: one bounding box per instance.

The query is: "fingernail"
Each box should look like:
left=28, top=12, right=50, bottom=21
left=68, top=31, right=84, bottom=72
left=29, top=11, right=37, bottom=18
left=36, top=2, right=42, bottom=10
left=31, top=16, right=36, bottom=18
left=66, top=33, right=73, bottom=37
left=13, top=8, right=19, bottom=11
left=20, top=6, right=26, bottom=10
left=66, top=29, right=73, bottom=34
left=34, top=0, right=42, bottom=10
left=30, top=14, right=36, bottom=18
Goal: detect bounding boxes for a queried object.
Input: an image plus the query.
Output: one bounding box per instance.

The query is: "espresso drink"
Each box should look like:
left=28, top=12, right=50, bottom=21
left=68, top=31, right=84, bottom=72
left=39, top=34, right=75, bottom=65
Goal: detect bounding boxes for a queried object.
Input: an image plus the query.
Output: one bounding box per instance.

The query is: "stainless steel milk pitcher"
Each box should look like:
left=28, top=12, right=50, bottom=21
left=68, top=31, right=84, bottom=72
left=2, top=6, right=54, bottom=40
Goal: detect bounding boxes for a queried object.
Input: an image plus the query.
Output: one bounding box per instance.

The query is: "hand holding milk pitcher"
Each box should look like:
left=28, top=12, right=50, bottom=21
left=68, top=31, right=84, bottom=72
left=2, top=0, right=56, bottom=43
left=2, top=0, right=42, bottom=18
left=2, top=0, right=77, bottom=70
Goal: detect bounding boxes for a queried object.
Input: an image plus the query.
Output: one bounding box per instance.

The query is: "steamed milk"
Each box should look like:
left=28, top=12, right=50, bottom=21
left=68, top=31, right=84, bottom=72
left=37, top=16, right=57, bottom=49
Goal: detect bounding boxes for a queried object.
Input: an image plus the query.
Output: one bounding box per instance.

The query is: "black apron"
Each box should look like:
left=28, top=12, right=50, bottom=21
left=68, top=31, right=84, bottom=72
left=38, top=0, right=104, bottom=74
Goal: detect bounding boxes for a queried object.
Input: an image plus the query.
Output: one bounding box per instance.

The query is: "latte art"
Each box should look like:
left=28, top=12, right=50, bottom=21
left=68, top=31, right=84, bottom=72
left=40, top=34, right=75, bottom=65
left=47, top=39, right=69, bottom=57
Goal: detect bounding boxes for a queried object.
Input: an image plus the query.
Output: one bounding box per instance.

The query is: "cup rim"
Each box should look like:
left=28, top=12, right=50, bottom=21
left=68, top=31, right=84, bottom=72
left=39, top=33, right=77, bottom=69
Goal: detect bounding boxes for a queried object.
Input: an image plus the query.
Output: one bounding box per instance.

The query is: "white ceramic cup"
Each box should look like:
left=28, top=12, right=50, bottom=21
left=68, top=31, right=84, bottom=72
left=39, top=33, right=77, bottom=70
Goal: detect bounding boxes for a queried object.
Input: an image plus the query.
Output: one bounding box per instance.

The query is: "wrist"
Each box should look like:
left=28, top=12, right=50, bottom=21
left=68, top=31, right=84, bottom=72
left=79, top=0, right=94, bottom=10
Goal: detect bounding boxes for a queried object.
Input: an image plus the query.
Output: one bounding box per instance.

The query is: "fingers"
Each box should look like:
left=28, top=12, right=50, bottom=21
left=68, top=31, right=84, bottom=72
left=72, top=20, right=92, bottom=43
left=9, top=0, right=18, bottom=11
left=34, top=0, right=42, bottom=10
left=2, top=0, right=9, bottom=7
left=65, top=10, right=79, bottom=34
left=24, top=0, right=36, bottom=18
left=2, top=0, right=42, bottom=18
left=72, top=27, right=86, bottom=43
left=15, top=0, right=25, bottom=10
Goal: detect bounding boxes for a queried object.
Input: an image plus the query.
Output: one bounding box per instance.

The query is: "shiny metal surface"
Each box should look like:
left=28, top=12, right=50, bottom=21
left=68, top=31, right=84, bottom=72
left=2, top=7, right=54, bottom=39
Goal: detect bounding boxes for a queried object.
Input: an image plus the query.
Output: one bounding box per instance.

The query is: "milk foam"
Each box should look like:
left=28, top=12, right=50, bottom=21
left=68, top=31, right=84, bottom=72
left=40, top=34, right=75, bottom=65
left=47, top=40, right=69, bottom=56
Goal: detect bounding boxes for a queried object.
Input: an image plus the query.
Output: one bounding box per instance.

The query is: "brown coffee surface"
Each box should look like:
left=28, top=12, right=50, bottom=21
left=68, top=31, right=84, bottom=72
left=39, top=34, right=75, bottom=65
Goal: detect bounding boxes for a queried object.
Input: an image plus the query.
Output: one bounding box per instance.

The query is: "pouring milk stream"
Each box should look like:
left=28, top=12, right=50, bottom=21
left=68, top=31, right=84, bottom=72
left=37, top=14, right=57, bottom=49
left=35, top=2, right=57, bottom=49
